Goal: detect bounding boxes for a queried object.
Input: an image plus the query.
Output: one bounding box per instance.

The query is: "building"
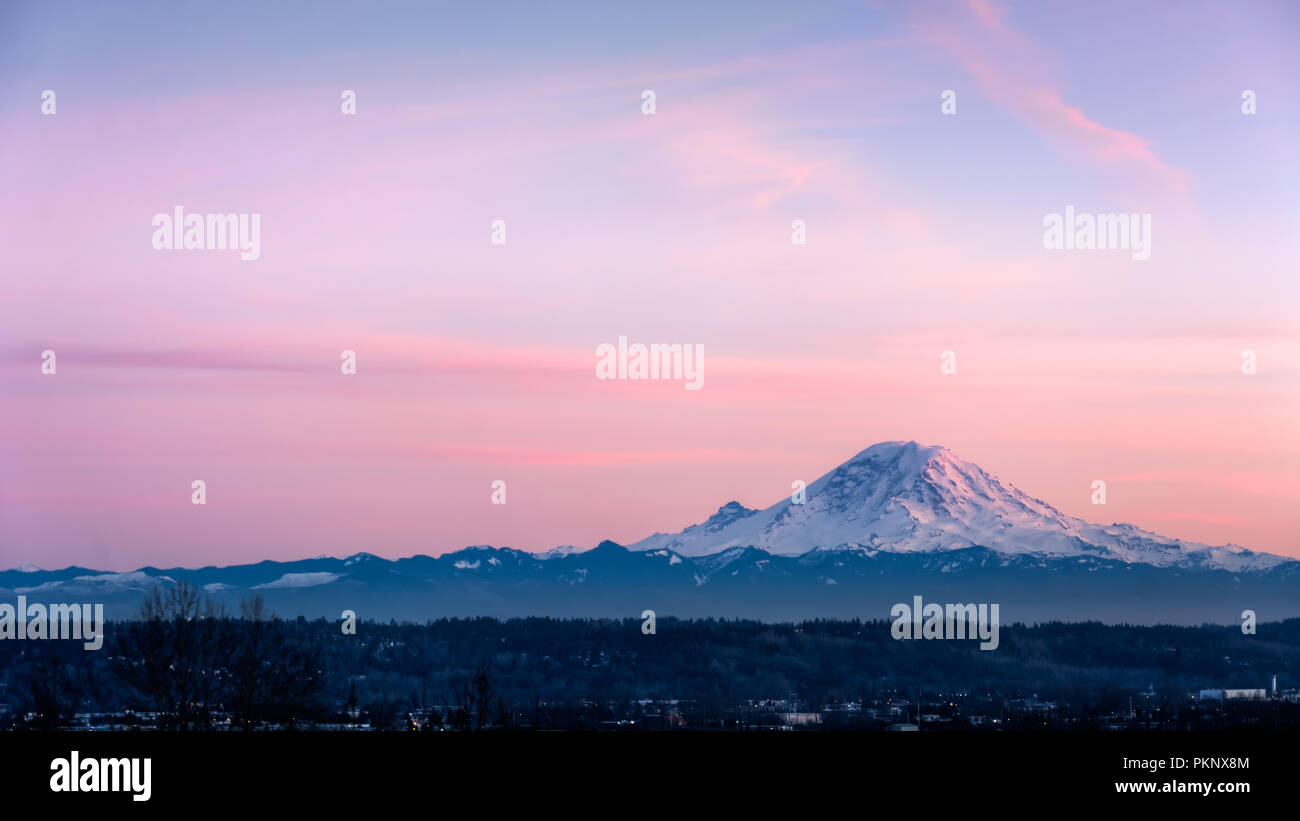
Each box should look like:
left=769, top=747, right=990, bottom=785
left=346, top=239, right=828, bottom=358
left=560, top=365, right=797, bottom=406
left=1197, top=688, right=1267, bottom=701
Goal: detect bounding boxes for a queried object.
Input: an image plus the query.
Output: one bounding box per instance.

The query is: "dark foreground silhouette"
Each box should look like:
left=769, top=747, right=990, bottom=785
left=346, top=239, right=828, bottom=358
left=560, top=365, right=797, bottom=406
left=3, top=583, right=1298, bottom=731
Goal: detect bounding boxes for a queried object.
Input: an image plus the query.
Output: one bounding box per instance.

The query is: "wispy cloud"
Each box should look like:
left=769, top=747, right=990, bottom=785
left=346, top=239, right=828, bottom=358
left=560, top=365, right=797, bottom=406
left=913, top=0, right=1192, bottom=196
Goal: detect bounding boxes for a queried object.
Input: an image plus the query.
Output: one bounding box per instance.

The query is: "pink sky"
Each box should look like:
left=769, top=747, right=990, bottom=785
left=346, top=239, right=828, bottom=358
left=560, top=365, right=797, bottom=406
left=2, top=0, right=1297, bottom=568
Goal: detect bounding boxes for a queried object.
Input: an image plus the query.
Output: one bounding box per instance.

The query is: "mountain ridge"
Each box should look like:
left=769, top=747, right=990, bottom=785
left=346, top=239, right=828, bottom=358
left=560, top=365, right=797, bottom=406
left=4, top=441, right=1295, bottom=623
left=4, top=540, right=1298, bottom=624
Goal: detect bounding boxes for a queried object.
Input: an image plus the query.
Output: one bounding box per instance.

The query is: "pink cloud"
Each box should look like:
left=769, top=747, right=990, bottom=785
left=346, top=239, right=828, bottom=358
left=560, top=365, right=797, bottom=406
left=914, top=0, right=1192, bottom=196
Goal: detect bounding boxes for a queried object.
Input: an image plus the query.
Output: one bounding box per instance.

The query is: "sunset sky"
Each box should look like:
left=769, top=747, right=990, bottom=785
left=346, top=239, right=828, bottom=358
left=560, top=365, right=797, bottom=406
left=2, top=0, right=1297, bottom=570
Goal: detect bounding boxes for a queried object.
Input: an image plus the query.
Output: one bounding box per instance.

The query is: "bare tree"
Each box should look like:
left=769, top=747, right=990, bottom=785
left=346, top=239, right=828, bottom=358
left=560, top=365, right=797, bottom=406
left=227, top=594, right=271, bottom=728
left=114, top=580, right=225, bottom=730
left=18, top=641, right=82, bottom=728
left=448, top=662, right=497, bottom=730
left=227, top=595, right=324, bottom=728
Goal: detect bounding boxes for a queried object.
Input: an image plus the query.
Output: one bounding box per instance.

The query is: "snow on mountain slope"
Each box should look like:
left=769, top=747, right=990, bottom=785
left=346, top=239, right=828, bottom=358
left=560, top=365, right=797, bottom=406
left=533, top=545, right=588, bottom=560
left=627, top=441, right=1287, bottom=571
left=13, top=570, right=176, bottom=595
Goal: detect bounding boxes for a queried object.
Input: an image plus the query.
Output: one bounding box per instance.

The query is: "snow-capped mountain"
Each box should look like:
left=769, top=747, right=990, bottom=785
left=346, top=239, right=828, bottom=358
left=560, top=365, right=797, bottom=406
left=627, top=441, right=1287, bottom=572
left=3, top=441, right=1294, bottom=623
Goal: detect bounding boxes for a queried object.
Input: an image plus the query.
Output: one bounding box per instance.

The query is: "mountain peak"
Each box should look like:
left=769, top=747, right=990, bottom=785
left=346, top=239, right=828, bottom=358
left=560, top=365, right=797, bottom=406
left=839, top=440, right=955, bottom=477
left=847, top=439, right=934, bottom=459
left=532, top=544, right=587, bottom=560
left=717, top=500, right=753, bottom=512
left=706, top=501, right=758, bottom=524
left=625, top=440, right=1285, bottom=572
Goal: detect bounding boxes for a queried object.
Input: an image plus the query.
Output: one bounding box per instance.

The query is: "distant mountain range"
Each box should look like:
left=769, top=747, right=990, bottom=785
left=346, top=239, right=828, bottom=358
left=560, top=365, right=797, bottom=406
left=5, top=442, right=1296, bottom=623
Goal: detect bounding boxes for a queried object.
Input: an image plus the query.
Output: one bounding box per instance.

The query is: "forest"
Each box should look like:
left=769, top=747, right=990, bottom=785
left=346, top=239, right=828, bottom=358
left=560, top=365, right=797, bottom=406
left=2, top=581, right=1298, bottom=730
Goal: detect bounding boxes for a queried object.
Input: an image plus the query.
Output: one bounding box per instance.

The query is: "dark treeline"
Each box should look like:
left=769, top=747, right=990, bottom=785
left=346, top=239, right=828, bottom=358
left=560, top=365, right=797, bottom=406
left=4, top=583, right=324, bottom=730
left=2, top=581, right=1299, bottom=730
